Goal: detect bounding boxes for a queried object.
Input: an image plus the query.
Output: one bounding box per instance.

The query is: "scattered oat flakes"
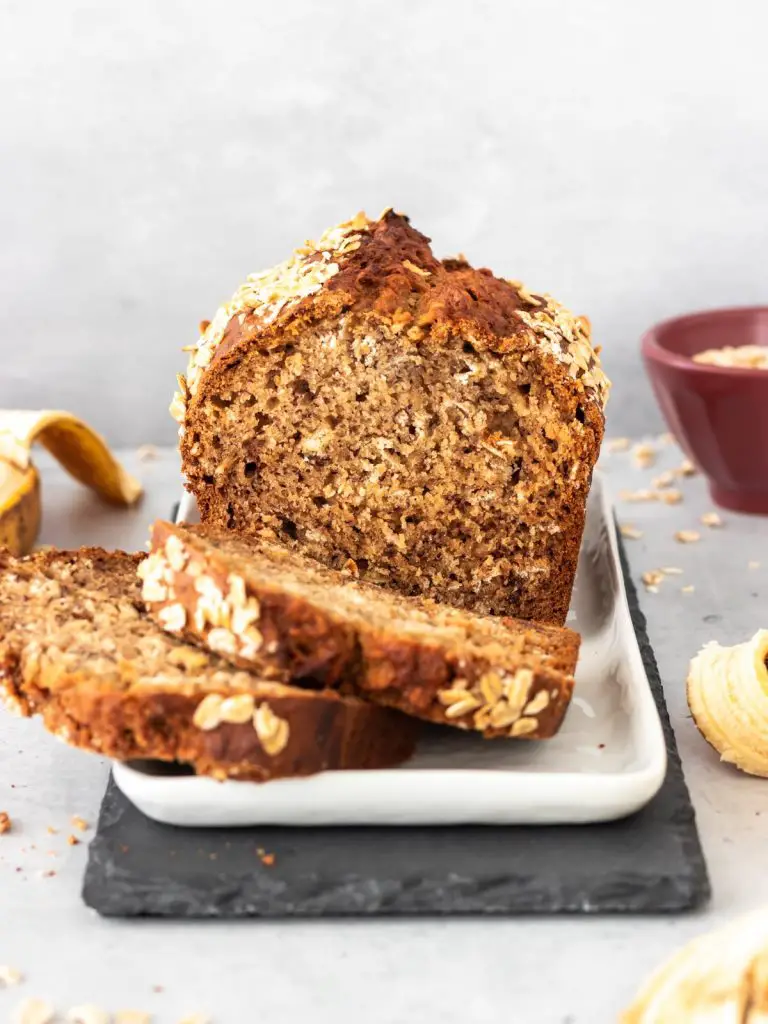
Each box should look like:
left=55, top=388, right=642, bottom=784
left=658, top=432, right=675, bottom=445
left=681, top=585, right=695, bottom=594
left=115, top=1012, right=151, bottom=1024
left=607, top=437, right=631, bottom=452
left=619, top=524, right=643, bottom=540
left=0, top=811, right=12, bottom=833
left=749, top=561, right=761, bottom=570
left=642, top=570, right=665, bottom=591
left=13, top=998, right=55, bottom=1024
left=66, top=1005, right=110, bottom=1024
left=46, top=826, right=58, bottom=835
left=700, top=511, right=723, bottom=528
left=0, top=964, right=23, bottom=987
left=676, top=458, right=697, bottom=476
left=660, top=567, right=684, bottom=575
left=619, top=489, right=655, bottom=503
left=71, top=816, right=89, bottom=832
left=619, top=488, right=683, bottom=505
left=632, top=443, right=656, bottom=469
left=674, top=530, right=700, bottom=544
left=136, top=444, right=159, bottom=462
left=67, top=834, right=80, bottom=846
left=652, top=470, right=675, bottom=489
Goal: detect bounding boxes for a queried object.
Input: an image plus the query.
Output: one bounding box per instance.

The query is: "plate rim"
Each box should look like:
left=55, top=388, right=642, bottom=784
left=116, top=473, right=667, bottom=826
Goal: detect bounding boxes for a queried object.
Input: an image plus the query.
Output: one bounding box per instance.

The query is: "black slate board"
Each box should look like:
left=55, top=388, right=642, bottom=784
left=82, top=534, right=710, bottom=917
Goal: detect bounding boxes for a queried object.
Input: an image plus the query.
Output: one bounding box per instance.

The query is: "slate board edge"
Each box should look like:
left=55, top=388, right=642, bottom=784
left=82, top=529, right=710, bottom=918
left=82, top=815, right=704, bottom=917
left=614, top=523, right=710, bottom=907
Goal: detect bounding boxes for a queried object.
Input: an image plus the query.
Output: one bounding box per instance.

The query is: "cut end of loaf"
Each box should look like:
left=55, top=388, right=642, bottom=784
left=183, top=319, right=602, bottom=622
left=178, top=210, right=607, bottom=624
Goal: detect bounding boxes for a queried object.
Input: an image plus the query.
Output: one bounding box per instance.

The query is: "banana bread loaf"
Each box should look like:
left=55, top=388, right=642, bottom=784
left=0, top=548, right=418, bottom=781
left=142, top=520, right=580, bottom=738
left=174, top=210, right=608, bottom=625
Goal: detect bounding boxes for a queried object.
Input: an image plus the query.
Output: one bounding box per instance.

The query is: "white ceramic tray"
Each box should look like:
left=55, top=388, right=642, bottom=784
left=113, top=473, right=667, bottom=826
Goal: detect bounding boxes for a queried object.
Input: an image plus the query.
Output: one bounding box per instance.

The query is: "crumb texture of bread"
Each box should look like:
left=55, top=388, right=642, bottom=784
left=0, top=548, right=418, bottom=781
left=177, top=211, right=608, bottom=624
left=143, top=521, right=580, bottom=738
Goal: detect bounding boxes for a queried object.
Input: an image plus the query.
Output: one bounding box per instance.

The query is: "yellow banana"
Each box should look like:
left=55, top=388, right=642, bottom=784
left=0, top=458, right=41, bottom=555
left=687, top=630, right=768, bottom=778
left=0, top=410, right=142, bottom=555
left=622, top=909, right=768, bottom=1022
left=0, top=410, right=142, bottom=505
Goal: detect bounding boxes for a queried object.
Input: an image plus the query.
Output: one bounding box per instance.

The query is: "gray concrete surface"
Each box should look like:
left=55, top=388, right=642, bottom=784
left=3, top=1, right=768, bottom=443
left=0, top=442, right=766, bottom=1023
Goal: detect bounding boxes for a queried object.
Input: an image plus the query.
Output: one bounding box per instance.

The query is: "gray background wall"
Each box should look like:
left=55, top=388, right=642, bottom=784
left=2, top=0, right=767, bottom=446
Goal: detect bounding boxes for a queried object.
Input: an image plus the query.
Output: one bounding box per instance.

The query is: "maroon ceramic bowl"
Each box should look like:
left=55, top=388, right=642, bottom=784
left=642, top=306, right=768, bottom=514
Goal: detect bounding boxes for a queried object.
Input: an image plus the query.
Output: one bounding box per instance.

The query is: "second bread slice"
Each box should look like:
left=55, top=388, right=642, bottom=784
left=0, top=547, right=418, bottom=781
left=142, top=522, right=581, bottom=739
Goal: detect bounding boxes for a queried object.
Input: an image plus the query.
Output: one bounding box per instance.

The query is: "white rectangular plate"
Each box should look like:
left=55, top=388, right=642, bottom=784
left=113, top=473, right=667, bottom=826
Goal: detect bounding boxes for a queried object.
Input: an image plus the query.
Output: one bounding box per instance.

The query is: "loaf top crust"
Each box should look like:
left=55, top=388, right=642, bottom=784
left=171, top=210, right=609, bottom=428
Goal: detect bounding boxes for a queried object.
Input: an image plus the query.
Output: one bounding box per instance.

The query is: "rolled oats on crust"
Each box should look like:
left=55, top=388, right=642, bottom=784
left=177, top=211, right=608, bottom=629
left=143, top=521, right=580, bottom=739
left=0, top=547, right=418, bottom=781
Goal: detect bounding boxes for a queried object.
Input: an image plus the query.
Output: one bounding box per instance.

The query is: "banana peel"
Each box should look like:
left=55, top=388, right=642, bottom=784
left=0, top=459, right=41, bottom=555
left=0, top=410, right=142, bottom=556
left=687, top=630, right=768, bottom=778
left=622, top=909, right=768, bottom=1022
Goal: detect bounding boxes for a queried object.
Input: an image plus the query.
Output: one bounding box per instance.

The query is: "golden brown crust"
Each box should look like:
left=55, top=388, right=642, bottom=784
left=177, top=210, right=607, bottom=626
left=213, top=213, right=539, bottom=359
left=144, top=521, right=580, bottom=739
left=0, top=548, right=418, bottom=781
left=173, top=210, right=608, bottom=420
left=3, top=664, right=417, bottom=783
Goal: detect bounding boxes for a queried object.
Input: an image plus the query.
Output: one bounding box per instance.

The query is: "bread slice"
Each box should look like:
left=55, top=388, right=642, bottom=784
left=0, top=548, right=419, bottom=781
left=142, top=521, right=581, bottom=739
left=174, top=210, right=609, bottom=625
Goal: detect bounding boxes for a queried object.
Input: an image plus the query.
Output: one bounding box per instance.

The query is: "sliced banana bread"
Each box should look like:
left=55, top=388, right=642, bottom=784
left=142, top=521, right=581, bottom=739
left=174, top=210, right=608, bottom=625
left=0, top=548, right=418, bottom=781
